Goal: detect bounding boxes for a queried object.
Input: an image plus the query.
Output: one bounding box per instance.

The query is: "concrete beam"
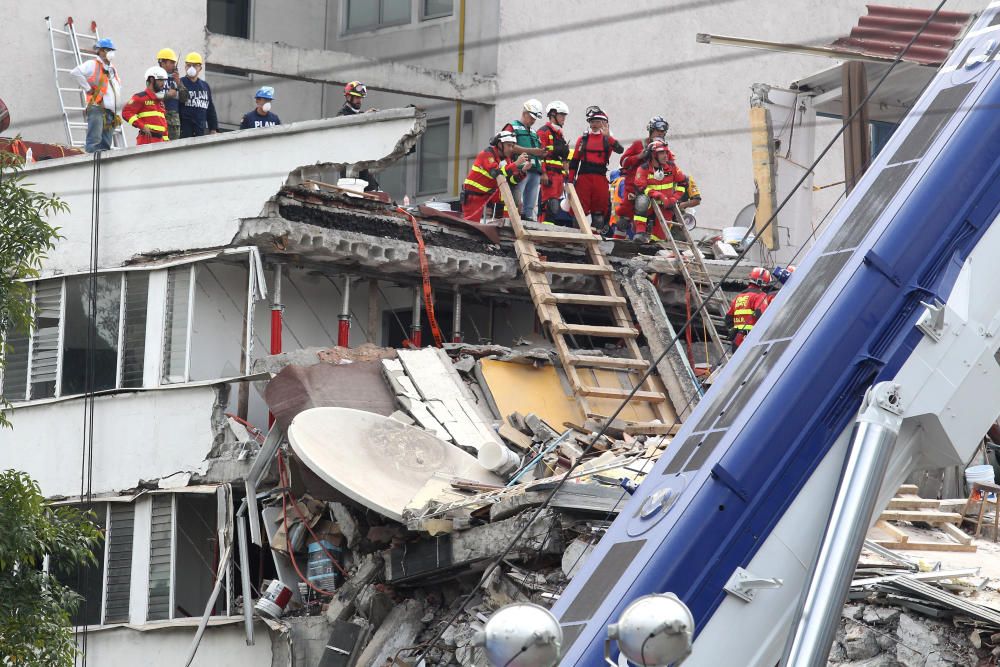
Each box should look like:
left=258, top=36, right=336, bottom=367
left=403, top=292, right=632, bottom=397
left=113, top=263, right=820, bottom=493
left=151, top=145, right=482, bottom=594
left=206, top=33, right=497, bottom=105
left=619, top=264, right=701, bottom=421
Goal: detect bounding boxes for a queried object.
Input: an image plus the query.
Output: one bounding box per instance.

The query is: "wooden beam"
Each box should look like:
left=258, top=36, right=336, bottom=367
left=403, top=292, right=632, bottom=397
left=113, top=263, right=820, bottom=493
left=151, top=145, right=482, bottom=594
left=748, top=105, right=777, bottom=250
left=879, top=510, right=962, bottom=524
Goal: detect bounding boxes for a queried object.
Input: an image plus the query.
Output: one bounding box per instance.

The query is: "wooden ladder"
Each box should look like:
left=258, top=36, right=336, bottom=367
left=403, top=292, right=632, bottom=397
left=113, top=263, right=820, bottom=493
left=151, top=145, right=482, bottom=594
left=496, top=176, right=673, bottom=432
left=652, top=202, right=731, bottom=365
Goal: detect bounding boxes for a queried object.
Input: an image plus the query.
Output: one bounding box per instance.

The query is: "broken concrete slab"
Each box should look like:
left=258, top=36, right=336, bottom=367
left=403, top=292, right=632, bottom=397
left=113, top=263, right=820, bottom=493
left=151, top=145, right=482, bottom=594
left=354, top=599, right=426, bottom=667
left=386, top=510, right=562, bottom=583
left=489, top=483, right=628, bottom=522
left=264, top=361, right=396, bottom=429
left=325, top=554, right=384, bottom=623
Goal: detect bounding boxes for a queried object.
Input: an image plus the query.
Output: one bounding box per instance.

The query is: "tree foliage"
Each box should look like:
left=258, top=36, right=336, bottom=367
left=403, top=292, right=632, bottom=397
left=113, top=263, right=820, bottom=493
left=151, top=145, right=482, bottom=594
left=0, top=150, right=64, bottom=427
left=0, top=152, right=96, bottom=666
left=0, top=470, right=103, bottom=666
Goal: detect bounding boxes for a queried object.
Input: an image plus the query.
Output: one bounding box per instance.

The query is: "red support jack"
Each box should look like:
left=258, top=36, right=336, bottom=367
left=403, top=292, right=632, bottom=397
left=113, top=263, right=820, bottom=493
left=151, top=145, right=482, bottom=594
left=268, top=265, right=283, bottom=427
left=338, top=275, right=352, bottom=348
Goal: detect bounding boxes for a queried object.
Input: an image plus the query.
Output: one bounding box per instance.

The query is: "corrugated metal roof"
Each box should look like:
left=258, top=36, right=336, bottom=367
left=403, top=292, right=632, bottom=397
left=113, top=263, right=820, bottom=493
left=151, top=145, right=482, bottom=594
left=830, top=4, right=973, bottom=66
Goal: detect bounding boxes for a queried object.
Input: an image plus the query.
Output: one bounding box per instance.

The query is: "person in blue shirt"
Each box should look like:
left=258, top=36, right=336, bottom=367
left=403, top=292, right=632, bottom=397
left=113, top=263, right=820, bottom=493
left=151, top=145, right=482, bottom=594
left=240, top=87, right=281, bottom=129
left=179, top=52, right=218, bottom=138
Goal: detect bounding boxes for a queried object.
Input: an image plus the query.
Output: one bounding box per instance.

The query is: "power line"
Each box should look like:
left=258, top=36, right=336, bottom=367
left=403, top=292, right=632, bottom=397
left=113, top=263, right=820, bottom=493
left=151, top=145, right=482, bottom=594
left=413, top=0, right=950, bottom=659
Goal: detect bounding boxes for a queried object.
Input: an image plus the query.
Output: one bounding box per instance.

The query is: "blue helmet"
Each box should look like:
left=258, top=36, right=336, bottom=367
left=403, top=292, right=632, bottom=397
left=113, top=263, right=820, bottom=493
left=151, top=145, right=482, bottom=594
left=772, top=265, right=796, bottom=284
left=95, top=38, right=116, bottom=50
left=254, top=86, right=275, bottom=100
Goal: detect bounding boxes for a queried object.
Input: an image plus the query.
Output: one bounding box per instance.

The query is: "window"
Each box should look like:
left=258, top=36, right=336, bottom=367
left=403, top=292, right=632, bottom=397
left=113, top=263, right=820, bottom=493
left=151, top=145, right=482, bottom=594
left=418, top=118, right=450, bottom=195
left=346, top=0, right=411, bottom=32
left=52, top=504, right=107, bottom=627
left=30, top=282, right=63, bottom=399
left=104, top=504, right=135, bottom=623
left=2, top=322, right=30, bottom=401
left=62, top=275, right=121, bottom=395
left=207, top=0, right=250, bottom=38
left=148, top=493, right=225, bottom=621
left=423, top=0, right=453, bottom=19
left=121, top=273, right=148, bottom=388
left=162, top=266, right=194, bottom=384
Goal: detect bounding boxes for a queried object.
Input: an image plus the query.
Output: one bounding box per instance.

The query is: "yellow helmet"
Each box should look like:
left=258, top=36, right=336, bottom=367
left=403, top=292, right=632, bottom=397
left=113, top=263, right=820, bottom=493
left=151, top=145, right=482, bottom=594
left=184, top=52, right=204, bottom=65
left=156, top=47, right=178, bottom=62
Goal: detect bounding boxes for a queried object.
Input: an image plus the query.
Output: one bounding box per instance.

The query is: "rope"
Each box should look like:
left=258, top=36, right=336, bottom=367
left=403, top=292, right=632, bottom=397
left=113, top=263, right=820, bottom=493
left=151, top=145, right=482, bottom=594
left=398, top=206, right=444, bottom=347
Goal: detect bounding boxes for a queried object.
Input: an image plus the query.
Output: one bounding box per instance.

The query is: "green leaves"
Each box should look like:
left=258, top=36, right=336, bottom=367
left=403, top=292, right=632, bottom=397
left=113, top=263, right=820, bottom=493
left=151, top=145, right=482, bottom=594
left=0, top=149, right=64, bottom=428
left=0, top=471, right=102, bottom=666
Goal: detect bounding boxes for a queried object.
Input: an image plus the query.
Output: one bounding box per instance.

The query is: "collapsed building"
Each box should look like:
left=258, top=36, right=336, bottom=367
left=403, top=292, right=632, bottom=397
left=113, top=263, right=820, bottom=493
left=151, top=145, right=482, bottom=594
left=0, top=106, right=754, bottom=665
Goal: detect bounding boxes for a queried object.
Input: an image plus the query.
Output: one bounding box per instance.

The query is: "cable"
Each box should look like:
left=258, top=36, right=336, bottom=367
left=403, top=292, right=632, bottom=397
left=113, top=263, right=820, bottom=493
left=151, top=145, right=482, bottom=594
left=414, top=2, right=950, bottom=659
left=502, top=647, right=527, bottom=667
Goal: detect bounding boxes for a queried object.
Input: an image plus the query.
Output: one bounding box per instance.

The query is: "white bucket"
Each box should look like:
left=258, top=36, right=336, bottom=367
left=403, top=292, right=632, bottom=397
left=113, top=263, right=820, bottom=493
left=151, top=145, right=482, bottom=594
left=254, top=580, right=293, bottom=619
left=722, top=226, right=755, bottom=248
left=478, top=441, right=522, bottom=476
left=965, top=464, right=996, bottom=485
left=336, top=178, right=369, bottom=194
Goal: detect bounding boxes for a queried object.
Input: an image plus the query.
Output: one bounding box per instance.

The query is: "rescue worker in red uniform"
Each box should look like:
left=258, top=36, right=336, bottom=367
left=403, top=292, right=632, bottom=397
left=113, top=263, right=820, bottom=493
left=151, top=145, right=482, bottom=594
left=568, top=106, right=624, bottom=235
left=616, top=116, right=669, bottom=238
left=123, top=67, right=170, bottom=145
left=536, top=101, right=570, bottom=224
left=462, top=130, right=529, bottom=222
left=632, top=140, right=686, bottom=242
left=726, top=267, right=772, bottom=351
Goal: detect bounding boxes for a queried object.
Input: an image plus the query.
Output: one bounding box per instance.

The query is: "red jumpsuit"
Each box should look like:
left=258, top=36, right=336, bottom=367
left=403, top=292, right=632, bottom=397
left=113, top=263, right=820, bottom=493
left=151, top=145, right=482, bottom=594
left=462, top=146, right=525, bottom=222
left=568, top=132, right=623, bottom=221
left=122, top=89, right=169, bottom=145
left=616, top=139, right=647, bottom=223
left=536, top=122, right=569, bottom=221
left=726, top=287, right=769, bottom=350
left=633, top=159, right=687, bottom=239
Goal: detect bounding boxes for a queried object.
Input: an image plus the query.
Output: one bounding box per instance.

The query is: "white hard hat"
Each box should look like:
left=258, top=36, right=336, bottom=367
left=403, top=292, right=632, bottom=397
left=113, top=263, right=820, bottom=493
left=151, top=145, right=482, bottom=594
left=547, top=100, right=569, bottom=116
left=494, top=129, right=517, bottom=144
left=523, top=98, right=544, bottom=119
left=144, top=66, right=169, bottom=80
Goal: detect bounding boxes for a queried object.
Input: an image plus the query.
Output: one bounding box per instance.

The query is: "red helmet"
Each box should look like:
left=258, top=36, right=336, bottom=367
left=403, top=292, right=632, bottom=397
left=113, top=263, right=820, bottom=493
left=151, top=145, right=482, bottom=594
left=749, top=267, right=772, bottom=287
left=344, top=80, right=367, bottom=98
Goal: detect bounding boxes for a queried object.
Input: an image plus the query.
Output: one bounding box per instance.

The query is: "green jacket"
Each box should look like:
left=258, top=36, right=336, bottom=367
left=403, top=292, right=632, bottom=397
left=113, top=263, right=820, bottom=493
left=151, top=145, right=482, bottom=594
left=506, top=120, right=542, bottom=173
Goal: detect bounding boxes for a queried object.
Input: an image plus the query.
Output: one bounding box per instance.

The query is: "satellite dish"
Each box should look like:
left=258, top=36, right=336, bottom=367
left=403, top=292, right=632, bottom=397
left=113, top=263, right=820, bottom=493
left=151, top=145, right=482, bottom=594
left=0, top=97, right=10, bottom=134
left=733, top=203, right=756, bottom=229
left=288, top=407, right=502, bottom=521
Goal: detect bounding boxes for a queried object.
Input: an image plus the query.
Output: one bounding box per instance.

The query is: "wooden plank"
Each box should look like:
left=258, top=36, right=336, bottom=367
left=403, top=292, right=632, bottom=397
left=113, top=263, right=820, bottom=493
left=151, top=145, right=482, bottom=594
left=939, top=522, right=973, bottom=545
left=897, top=484, right=919, bottom=495
left=545, top=293, right=627, bottom=307
left=873, top=540, right=978, bottom=553
left=887, top=497, right=942, bottom=510
left=528, top=261, right=614, bottom=276
left=879, top=510, right=962, bottom=524
left=876, top=520, right=908, bottom=544
left=748, top=106, right=777, bottom=249
left=567, top=355, right=649, bottom=370
left=623, top=422, right=681, bottom=436
left=521, top=230, right=602, bottom=244
left=579, top=386, right=667, bottom=403
left=554, top=323, right=638, bottom=338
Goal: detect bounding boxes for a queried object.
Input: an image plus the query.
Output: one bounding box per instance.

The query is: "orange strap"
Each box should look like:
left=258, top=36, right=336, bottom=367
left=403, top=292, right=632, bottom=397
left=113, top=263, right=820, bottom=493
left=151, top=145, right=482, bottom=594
left=398, top=207, right=444, bottom=347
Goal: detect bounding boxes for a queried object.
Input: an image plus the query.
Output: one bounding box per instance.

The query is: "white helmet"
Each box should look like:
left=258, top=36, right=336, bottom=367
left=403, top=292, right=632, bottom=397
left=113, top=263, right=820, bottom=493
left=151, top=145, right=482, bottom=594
left=523, top=98, right=544, bottom=119
left=144, top=66, right=169, bottom=80
left=547, top=100, right=569, bottom=116
left=493, top=129, right=517, bottom=145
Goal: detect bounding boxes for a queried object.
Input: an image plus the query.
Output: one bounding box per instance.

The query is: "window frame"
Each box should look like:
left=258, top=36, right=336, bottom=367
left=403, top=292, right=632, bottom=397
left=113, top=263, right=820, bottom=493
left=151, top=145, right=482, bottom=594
left=421, top=0, right=454, bottom=20
left=343, top=0, right=413, bottom=34
left=416, top=116, right=451, bottom=196
left=206, top=0, right=252, bottom=39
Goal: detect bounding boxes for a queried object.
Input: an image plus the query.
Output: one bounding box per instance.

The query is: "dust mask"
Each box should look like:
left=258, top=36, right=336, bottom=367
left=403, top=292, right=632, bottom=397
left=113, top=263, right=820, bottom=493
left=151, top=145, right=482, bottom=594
left=262, top=102, right=272, bottom=113
left=155, top=90, right=165, bottom=100
left=186, top=66, right=197, bottom=78
left=105, top=50, right=116, bottom=62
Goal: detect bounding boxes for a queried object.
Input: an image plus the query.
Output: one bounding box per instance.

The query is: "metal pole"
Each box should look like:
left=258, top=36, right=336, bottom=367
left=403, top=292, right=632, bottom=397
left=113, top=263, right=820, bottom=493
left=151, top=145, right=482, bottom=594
left=237, top=510, right=255, bottom=646
left=410, top=287, right=422, bottom=347
left=338, top=274, right=352, bottom=347
left=269, top=265, right=283, bottom=428
left=183, top=542, right=233, bottom=667
left=452, top=287, right=463, bottom=344
left=781, top=382, right=902, bottom=667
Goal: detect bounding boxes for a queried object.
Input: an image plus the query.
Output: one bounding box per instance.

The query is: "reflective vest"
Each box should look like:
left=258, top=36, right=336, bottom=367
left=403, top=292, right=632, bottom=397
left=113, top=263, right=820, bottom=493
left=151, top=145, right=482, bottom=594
left=633, top=161, right=687, bottom=228
left=85, top=60, right=112, bottom=106
left=609, top=174, right=627, bottom=227
left=463, top=147, right=521, bottom=196
left=505, top=120, right=542, bottom=172
left=727, top=289, right=769, bottom=333
left=122, top=89, right=169, bottom=143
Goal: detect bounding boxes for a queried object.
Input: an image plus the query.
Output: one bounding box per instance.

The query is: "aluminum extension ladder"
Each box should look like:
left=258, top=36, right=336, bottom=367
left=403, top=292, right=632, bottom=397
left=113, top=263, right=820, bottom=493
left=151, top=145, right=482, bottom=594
left=652, top=201, right=730, bottom=366
left=45, top=16, right=127, bottom=149
left=497, top=177, right=675, bottom=434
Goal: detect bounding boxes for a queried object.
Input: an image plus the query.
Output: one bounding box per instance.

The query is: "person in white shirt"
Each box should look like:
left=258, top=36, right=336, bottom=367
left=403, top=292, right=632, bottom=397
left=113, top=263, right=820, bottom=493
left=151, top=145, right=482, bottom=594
left=70, top=38, right=122, bottom=152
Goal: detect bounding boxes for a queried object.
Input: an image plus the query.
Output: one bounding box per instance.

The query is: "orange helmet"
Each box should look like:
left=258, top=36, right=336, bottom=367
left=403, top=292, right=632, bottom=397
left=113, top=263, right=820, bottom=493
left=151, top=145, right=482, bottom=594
left=749, top=267, right=772, bottom=287
left=344, top=81, right=367, bottom=98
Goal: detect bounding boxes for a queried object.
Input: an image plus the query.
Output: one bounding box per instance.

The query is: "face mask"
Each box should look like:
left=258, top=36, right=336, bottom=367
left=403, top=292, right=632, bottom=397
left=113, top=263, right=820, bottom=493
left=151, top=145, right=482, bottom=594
left=105, top=50, right=116, bottom=62
left=186, top=66, right=197, bottom=78
left=155, top=89, right=166, bottom=100
left=262, top=102, right=272, bottom=113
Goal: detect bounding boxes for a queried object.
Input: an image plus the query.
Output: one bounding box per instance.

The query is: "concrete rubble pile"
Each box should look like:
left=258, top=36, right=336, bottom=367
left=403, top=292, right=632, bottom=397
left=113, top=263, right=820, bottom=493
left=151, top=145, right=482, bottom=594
left=247, top=341, right=668, bottom=666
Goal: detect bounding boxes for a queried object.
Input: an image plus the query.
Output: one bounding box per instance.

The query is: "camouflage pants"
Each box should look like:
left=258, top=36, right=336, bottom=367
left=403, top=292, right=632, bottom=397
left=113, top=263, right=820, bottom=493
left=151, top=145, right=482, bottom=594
left=166, top=111, right=181, bottom=141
